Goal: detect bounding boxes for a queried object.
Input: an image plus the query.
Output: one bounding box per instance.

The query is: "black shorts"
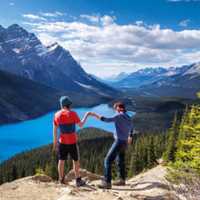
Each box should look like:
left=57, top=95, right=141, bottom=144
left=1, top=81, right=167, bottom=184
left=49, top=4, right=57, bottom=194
left=58, top=143, right=79, bottom=161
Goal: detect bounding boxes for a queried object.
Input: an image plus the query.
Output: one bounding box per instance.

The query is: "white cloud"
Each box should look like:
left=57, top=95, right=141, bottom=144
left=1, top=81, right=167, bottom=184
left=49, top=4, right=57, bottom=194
left=80, top=14, right=100, bottom=23
left=40, top=11, right=65, bottom=17
left=22, top=14, right=46, bottom=21
left=135, top=21, right=144, bottom=26
left=23, top=13, right=200, bottom=77
left=80, top=14, right=116, bottom=26
left=179, top=19, right=190, bottom=27
left=100, top=15, right=116, bottom=26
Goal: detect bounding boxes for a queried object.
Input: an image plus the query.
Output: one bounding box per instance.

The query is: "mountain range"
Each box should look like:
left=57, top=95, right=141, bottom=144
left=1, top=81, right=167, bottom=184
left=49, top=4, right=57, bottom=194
left=0, top=24, right=117, bottom=98
left=106, top=63, right=200, bottom=98
left=108, top=67, right=181, bottom=88
left=140, top=63, right=200, bottom=98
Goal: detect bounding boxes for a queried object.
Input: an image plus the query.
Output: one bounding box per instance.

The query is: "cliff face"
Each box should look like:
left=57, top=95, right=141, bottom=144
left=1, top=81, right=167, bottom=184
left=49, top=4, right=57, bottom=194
left=0, top=24, right=117, bottom=97
left=0, top=165, right=175, bottom=200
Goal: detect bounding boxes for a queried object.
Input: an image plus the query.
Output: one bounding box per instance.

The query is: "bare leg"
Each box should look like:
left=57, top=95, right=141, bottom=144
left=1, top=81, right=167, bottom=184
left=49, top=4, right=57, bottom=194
left=73, top=160, right=80, bottom=178
left=73, top=160, right=86, bottom=187
left=58, top=160, right=65, bottom=181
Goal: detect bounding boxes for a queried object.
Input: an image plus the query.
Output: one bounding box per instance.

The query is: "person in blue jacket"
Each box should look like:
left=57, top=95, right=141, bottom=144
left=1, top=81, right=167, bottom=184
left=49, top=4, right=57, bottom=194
left=89, top=102, right=134, bottom=189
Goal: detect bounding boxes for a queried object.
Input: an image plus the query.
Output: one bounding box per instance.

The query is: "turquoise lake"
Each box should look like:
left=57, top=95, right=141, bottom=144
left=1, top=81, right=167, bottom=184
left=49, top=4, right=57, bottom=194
left=0, top=104, right=135, bottom=162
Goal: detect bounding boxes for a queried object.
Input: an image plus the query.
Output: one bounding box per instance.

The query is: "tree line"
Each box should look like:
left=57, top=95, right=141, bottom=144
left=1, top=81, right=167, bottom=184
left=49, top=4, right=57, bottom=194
left=0, top=128, right=167, bottom=184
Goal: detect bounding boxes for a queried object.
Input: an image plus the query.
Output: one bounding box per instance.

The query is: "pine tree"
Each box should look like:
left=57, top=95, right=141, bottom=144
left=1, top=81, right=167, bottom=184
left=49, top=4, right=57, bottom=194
left=11, top=164, right=18, bottom=180
left=49, top=151, right=58, bottom=180
left=174, top=105, right=200, bottom=173
left=147, top=136, right=156, bottom=168
left=163, top=113, right=179, bottom=162
left=21, top=169, right=26, bottom=177
left=128, top=150, right=138, bottom=177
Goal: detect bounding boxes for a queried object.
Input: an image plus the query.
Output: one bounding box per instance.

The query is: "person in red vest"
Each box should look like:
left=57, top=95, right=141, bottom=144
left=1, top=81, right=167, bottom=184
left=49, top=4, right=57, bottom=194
left=53, top=96, right=90, bottom=186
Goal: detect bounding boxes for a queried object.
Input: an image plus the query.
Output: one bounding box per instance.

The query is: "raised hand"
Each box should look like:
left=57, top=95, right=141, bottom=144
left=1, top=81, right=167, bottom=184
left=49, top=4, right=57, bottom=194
left=89, top=112, right=101, bottom=119
left=86, top=111, right=92, bottom=116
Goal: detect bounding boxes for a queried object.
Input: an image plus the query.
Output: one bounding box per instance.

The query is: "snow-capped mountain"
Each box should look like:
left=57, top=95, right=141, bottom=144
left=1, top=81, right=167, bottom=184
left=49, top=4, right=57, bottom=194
left=140, top=62, right=200, bottom=98
left=92, top=72, right=130, bottom=85
left=104, top=72, right=130, bottom=82
left=183, top=62, right=200, bottom=77
left=0, top=24, right=117, bottom=98
left=109, top=65, right=197, bottom=89
left=106, top=62, right=200, bottom=98
left=110, top=67, right=172, bottom=88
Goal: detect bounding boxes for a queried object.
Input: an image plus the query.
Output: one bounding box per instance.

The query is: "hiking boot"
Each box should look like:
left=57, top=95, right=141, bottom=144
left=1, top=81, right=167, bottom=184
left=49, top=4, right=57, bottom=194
left=113, top=179, right=126, bottom=186
left=76, top=177, right=86, bottom=187
left=59, top=177, right=65, bottom=185
left=98, top=180, right=112, bottom=189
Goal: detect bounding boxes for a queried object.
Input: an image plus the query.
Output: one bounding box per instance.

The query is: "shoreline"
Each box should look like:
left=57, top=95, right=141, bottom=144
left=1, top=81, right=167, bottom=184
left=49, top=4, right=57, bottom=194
left=0, top=98, right=113, bottom=127
left=0, top=104, right=124, bottom=162
left=0, top=127, right=113, bottom=164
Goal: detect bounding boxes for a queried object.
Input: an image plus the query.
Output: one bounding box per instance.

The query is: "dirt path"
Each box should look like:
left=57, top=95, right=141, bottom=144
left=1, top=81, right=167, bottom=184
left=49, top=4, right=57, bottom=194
left=0, top=165, right=174, bottom=200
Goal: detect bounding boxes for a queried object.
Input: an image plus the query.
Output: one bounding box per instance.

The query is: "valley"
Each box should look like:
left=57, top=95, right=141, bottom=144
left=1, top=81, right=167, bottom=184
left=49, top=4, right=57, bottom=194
left=1, top=1, right=200, bottom=199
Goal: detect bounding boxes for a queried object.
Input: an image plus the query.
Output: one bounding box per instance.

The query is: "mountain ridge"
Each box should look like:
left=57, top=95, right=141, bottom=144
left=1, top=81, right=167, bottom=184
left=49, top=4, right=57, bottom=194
left=0, top=70, right=112, bottom=125
left=108, top=66, right=178, bottom=88
left=0, top=24, right=117, bottom=98
left=140, top=62, right=200, bottom=98
left=106, top=62, right=200, bottom=98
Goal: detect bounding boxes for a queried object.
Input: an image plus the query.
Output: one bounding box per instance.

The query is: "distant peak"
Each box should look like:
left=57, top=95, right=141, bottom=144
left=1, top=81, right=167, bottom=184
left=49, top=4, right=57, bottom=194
left=6, top=24, right=33, bottom=40
left=0, top=25, right=5, bottom=30
left=184, top=62, right=200, bottom=75
left=7, top=24, right=29, bottom=34
left=136, top=67, right=167, bottom=73
left=7, top=24, right=23, bottom=30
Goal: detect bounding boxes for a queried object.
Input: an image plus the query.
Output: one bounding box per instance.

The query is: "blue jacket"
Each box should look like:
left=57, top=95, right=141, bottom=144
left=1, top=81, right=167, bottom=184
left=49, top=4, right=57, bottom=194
left=100, top=112, right=133, bottom=141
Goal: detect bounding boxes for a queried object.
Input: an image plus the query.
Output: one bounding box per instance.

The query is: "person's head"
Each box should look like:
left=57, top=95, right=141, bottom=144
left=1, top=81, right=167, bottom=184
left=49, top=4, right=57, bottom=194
left=113, top=102, right=126, bottom=113
left=59, top=96, right=72, bottom=109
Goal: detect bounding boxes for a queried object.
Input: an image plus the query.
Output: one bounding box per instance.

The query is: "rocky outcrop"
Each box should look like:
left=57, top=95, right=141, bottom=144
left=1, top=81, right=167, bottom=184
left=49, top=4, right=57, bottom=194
left=65, top=168, right=102, bottom=182
left=0, top=165, right=177, bottom=200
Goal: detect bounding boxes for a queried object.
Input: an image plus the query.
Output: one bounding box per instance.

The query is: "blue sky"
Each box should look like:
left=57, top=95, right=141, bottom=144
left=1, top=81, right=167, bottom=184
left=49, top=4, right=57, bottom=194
left=1, top=0, right=200, bottom=77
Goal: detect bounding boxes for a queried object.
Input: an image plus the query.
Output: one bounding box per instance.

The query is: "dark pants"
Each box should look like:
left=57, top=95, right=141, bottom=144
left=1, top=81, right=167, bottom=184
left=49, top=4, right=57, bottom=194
left=58, top=143, right=79, bottom=161
left=104, top=140, right=127, bottom=183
